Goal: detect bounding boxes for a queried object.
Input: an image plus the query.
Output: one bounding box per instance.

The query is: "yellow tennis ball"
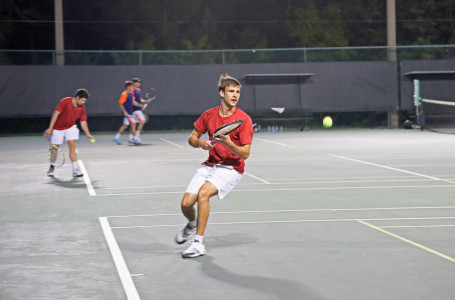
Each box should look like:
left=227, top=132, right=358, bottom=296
left=323, top=116, right=333, bottom=128
left=90, top=138, right=96, bottom=143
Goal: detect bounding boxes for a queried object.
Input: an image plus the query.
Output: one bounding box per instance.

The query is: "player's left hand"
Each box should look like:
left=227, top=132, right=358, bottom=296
left=43, top=129, right=52, bottom=137
left=214, top=134, right=231, bottom=146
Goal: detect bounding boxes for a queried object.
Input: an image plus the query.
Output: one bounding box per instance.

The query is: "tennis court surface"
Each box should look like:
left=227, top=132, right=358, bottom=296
left=1, top=129, right=455, bottom=299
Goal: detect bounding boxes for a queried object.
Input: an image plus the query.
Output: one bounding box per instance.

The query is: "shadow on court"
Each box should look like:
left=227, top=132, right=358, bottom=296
left=47, top=177, right=86, bottom=189
left=194, top=255, right=330, bottom=300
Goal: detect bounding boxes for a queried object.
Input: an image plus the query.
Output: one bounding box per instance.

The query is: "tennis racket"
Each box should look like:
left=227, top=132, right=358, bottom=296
left=47, top=137, right=65, bottom=167
left=143, top=88, right=156, bottom=110
left=211, top=120, right=244, bottom=145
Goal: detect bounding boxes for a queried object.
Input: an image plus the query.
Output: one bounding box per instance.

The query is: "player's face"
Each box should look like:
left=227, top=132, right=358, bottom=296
left=220, top=85, right=241, bottom=108
left=133, top=81, right=141, bottom=88
left=76, top=97, right=88, bottom=107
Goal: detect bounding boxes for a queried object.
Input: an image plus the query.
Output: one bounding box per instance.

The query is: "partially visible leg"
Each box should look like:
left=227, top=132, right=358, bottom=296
left=134, top=111, right=146, bottom=142
left=181, top=192, right=198, bottom=222
left=68, top=140, right=82, bottom=177
left=195, top=181, right=218, bottom=237
left=181, top=182, right=217, bottom=258
left=47, top=145, right=60, bottom=177
left=114, top=122, right=128, bottom=144
left=175, top=193, right=198, bottom=244
left=68, top=139, right=77, bottom=162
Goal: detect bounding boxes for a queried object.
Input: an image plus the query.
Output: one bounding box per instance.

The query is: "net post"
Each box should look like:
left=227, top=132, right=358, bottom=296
left=413, top=79, right=422, bottom=126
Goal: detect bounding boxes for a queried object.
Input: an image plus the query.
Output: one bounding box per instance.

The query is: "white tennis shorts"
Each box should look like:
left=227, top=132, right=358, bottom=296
left=186, top=163, right=243, bottom=200
left=133, top=110, right=146, bottom=123
left=51, top=125, right=79, bottom=145
left=123, top=115, right=137, bottom=125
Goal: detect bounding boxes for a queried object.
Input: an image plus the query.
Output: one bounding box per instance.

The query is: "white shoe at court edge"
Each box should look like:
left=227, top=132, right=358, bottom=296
left=182, top=240, right=206, bottom=258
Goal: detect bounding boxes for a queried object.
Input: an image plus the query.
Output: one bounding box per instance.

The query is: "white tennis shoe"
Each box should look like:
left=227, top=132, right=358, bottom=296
left=182, top=240, right=206, bottom=258
left=175, top=224, right=196, bottom=244
left=73, top=169, right=83, bottom=177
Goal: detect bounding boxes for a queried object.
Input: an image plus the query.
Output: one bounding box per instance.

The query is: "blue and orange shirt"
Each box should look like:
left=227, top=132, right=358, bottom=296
left=119, top=91, right=135, bottom=114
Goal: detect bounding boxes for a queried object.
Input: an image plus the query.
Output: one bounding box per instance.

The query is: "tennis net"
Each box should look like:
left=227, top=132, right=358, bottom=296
left=422, top=98, right=455, bottom=134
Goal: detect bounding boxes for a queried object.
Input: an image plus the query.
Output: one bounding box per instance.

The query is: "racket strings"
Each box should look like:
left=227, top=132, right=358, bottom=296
left=216, top=124, right=238, bottom=136
left=49, top=144, right=64, bottom=167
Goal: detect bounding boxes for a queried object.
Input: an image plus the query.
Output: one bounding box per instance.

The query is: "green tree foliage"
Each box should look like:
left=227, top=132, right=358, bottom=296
left=397, top=0, right=455, bottom=45
left=340, top=0, right=386, bottom=46
left=287, top=0, right=348, bottom=47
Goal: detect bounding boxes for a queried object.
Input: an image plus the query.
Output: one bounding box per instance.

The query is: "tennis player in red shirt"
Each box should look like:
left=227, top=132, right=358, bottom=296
left=175, top=74, right=253, bottom=258
left=43, top=88, right=94, bottom=177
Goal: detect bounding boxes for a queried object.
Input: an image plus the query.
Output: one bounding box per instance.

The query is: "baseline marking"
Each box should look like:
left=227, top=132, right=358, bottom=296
left=328, top=154, right=455, bottom=184
left=160, top=138, right=184, bottom=149
left=99, top=217, right=140, bottom=300
left=254, top=137, right=296, bottom=148
left=358, top=220, right=455, bottom=263
left=77, top=159, right=96, bottom=196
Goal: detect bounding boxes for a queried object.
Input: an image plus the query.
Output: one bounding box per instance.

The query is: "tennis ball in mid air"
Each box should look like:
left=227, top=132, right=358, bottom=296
left=323, top=116, right=333, bottom=128
left=90, top=138, right=96, bottom=143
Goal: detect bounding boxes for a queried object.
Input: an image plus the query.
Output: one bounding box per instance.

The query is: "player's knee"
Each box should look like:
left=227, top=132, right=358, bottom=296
left=181, top=195, right=195, bottom=209
left=197, top=188, right=212, bottom=203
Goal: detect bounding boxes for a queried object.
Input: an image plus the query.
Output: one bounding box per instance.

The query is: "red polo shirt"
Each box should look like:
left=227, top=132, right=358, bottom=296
left=54, top=97, right=87, bottom=130
left=194, top=106, right=253, bottom=174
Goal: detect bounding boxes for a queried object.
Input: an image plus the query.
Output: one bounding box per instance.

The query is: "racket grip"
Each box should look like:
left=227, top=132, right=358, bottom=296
left=210, top=141, right=215, bottom=145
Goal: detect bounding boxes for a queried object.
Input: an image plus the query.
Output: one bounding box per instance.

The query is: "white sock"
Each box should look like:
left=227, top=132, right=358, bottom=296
left=115, top=133, right=120, bottom=139
left=194, top=235, right=203, bottom=243
left=129, top=134, right=133, bottom=141
left=72, top=162, right=79, bottom=170
left=188, top=219, right=197, bottom=228
left=135, top=131, right=141, bottom=138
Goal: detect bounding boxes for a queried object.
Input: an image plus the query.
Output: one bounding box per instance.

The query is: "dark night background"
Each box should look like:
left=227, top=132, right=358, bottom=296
left=1, top=0, right=455, bottom=51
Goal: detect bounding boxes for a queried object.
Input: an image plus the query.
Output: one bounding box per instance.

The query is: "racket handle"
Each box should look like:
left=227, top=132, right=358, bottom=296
left=210, top=141, right=215, bottom=145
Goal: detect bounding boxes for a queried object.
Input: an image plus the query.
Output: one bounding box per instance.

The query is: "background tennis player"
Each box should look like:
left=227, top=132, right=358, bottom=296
left=113, top=80, right=142, bottom=145
left=175, top=74, right=253, bottom=258
left=43, top=88, right=94, bottom=177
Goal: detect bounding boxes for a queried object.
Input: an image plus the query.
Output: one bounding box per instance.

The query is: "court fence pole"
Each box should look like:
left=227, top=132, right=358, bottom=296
left=413, top=79, right=422, bottom=126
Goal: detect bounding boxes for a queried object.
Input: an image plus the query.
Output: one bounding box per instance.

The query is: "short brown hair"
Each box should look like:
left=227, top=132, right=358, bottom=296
left=218, top=74, right=241, bottom=92
left=125, top=80, right=133, bottom=88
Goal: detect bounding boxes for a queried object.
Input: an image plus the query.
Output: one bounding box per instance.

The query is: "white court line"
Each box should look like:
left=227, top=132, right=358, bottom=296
left=99, top=217, right=140, bottom=300
left=104, top=205, right=455, bottom=218
left=98, top=177, right=449, bottom=191
left=95, top=184, right=455, bottom=197
left=77, top=160, right=96, bottom=196
left=380, top=224, right=455, bottom=228
left=160, top=138, right=184, bottom=148
left=254, top=137, right=296, bottom=148
left=109, top=216, right=455, bottom=229
left=244, top=172, right=270, bottom=184
left=359, top=220, right=455, bottom=263
left=328, top=154, right=455, bottom=184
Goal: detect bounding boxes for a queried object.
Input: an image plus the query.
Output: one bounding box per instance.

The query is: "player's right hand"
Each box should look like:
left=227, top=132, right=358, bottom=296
left=201, top=140, right=214, bottom=150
